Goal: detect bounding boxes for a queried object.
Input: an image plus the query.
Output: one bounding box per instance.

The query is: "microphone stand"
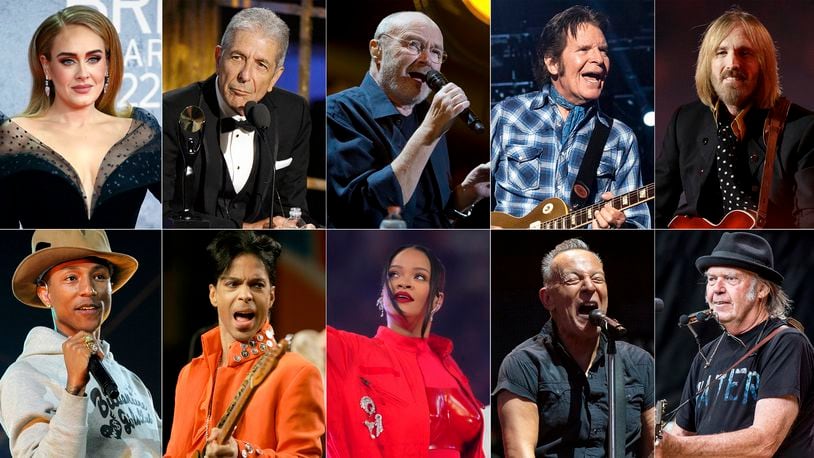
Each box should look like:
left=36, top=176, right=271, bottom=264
left=592, top=314, right=625, bottom=458
left=268, top=114, right=279, bottom=226
left=606, top=331, right=621, bottom=458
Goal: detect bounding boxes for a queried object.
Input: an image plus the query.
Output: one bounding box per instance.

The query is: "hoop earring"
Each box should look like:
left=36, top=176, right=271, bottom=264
left=44, top=78, right=51, bottom=98
left=103, top=73, right=109, bottom=94
left=376, top=297, right=384, bottom=317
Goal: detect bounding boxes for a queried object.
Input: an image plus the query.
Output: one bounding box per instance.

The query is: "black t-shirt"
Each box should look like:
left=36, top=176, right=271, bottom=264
left=495, top=320, right=655, bottom=457
left=676, top=319, right=814, bottom=456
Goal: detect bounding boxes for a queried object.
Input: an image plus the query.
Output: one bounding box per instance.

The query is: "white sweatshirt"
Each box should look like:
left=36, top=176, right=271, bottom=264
left=0, top=327, right=161, bottom=457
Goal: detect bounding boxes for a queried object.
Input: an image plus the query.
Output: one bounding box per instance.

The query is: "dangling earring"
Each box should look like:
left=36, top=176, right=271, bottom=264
left=44, top=78, right=51, bottom=98
left=376, top=297, right=384, bottom=317
left=103, top=73, right=109, bottom=94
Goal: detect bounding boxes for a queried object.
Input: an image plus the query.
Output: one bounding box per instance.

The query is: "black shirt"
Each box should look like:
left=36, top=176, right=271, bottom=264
left=495, top=320, right=655, bottom=457
left=677, top=318, right=814, bottom=457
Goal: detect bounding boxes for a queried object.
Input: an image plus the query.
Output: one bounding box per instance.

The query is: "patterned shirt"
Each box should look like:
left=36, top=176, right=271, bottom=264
left=491, top=85, right=650, bottom=228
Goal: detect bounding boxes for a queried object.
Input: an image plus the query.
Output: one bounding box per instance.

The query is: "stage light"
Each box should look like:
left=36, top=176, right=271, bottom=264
left=643, top=110, right=655, bottom=127
left=463, top=0, right=489, bottom=24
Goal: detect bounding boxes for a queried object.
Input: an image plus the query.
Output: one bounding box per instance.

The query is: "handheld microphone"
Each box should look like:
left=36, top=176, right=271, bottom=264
left=89, top=355, right=119, bottom=399
left=678, top=309, right=715, bottom=327
left=589, top=309, right=627, bottom=337
left=421, top=70, right=486, bottom=134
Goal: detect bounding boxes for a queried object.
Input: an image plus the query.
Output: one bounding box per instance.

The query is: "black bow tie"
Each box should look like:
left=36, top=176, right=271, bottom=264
left=220, top=117, right=255, bottom=133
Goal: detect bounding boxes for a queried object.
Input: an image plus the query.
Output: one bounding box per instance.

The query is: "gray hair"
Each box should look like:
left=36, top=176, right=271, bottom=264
left=540, top=238, right=601, bottom=285
left=761, top=278, right=793, bottom=320
left=707, top=270, right=793, bottom=320
left=221, top=7, right=289, bottom=68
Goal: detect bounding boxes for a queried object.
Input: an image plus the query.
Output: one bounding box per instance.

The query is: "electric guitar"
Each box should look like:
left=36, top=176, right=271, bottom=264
left=667, top=209, right=757, bottom=229
left=490, top=183, right=655, bottom=229
left=655, top=399, right=667, bottom=445
left=194, top=335, right=293, bottom=457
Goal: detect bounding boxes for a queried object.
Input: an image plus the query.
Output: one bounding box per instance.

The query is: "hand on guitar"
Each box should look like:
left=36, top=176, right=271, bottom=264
left=592, top=192, right=627, bottom=229
left=203, top=427, right=237, bottom=458
left=654, top=430, right=688, bottom=458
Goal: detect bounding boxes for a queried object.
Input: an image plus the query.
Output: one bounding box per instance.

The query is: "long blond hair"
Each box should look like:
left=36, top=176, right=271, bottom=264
left=22, top=5, right=128, bottom=117
left=694, top=9, right=780, bottom=110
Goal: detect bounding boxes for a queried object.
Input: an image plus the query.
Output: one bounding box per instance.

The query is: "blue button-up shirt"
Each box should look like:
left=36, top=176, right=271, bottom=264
left=491, top=85, right=650, bottom=228
left=327, top=74, right=451, bottom=228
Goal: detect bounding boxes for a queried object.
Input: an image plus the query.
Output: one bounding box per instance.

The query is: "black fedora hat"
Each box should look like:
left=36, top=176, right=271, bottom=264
left=695, top=232, right=783, bottom=285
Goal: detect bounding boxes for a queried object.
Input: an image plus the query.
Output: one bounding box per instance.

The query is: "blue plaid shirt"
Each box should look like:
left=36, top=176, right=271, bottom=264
left=491, top=85, right=651, bottom=228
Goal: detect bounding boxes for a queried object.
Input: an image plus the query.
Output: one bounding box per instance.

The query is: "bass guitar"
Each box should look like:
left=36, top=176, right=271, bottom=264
left=490, top=183, right=655, bottom=229
left=195, top=334, right=293, bottom=457
left=667, top=209, right=756, bottom=229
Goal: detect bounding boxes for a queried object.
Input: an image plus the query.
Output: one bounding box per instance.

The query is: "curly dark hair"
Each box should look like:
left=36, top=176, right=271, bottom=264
left=206, top=231, right=282, bottom=284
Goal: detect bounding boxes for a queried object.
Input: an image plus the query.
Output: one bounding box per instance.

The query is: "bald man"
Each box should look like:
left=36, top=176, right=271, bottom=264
left=327, top=11, right=489, bottom=228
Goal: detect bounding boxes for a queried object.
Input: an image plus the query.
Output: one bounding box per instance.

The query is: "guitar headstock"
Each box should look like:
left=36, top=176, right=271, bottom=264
left=655, top=399, right=667, bottom=442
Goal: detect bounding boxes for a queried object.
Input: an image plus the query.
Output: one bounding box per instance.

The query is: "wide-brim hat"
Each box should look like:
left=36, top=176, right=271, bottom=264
left=12, top=230, right=138, bottom=308
left=695, top=232, right=783, bottom=285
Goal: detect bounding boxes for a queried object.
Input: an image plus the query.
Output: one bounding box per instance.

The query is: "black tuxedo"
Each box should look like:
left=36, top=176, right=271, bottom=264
left=163, top=75, right=312, bottom=227
left=656, top=100, right=814, bottom=228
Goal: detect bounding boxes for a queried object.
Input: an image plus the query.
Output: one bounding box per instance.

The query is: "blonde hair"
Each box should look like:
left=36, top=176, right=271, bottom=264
left=694, top=9, right=780, bottom=109
left=22, top=5, right=128, bottom=117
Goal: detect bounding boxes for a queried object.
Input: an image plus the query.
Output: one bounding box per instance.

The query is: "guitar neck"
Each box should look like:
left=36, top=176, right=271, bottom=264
left=213, top=337, right=290, bottom=445
left=558, top=183, right=655, bottom=229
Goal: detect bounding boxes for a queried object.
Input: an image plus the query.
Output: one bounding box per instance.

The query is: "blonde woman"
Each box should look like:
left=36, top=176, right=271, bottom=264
left=0, top=5, right=160, bottom=228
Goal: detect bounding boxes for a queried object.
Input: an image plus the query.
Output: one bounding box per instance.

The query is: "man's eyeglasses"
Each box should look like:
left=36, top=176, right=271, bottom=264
left=378, top=33, right=448, bottom=64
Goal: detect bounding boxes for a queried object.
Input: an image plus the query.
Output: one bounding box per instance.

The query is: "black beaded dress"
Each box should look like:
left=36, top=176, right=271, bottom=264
left=0, top=107, right=160, bottom=228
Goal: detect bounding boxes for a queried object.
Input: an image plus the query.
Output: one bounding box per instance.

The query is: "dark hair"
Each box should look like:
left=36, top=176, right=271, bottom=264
left=381, top=245, right=446, bottom=337
left=206, top=231, right=282, bottom=284
left=534, top=5, right=608, bottom=85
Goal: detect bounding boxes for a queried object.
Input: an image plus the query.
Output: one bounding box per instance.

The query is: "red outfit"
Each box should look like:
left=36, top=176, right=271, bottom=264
left=165, top=323, right=325, bottom=457
left=327, top=326, right=484, bottom=458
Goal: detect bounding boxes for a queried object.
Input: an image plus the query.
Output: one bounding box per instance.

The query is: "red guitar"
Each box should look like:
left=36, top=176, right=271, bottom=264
left=668, top=209, right=756, bottom=229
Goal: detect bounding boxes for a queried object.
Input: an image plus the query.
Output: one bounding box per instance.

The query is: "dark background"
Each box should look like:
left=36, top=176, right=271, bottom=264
left=491, top=230, right=655, bottom=456
left=655, top=0, right=814, bottom=152
left=491, top=0, right=655, bottom=194
left=326, top=0, right=491, bottom=227
left=0, top=230, right=161, bottom=457
left=656, top=231, right=814, bottom=424
left=162, top=230, right=325, bottom=450
left=326, top=230, right=491, bottom=405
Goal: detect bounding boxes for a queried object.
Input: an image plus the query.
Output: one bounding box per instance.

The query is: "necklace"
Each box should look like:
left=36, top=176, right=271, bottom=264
left=704, top=318, right=771, bottom=369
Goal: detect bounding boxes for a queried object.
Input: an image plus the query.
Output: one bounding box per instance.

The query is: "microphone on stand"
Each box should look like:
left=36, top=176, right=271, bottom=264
left=245, top=101, right=277, bottom=226
left=414, top=70, right=486, bottom=134
left=246, top=101, right=271, bottom=130
left=678, top=309, right=715, bottom=327
left=89, top=355, right=119, bottom=399
left=589, top=309, right=627, bottom=338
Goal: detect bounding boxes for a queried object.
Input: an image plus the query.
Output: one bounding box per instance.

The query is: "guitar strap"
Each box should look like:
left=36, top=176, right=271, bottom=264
left=755, top=97, right=791, bottom=227
left=571, top=118, right=613, bottom=209
left=723, top=324, right=788, bottom=374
